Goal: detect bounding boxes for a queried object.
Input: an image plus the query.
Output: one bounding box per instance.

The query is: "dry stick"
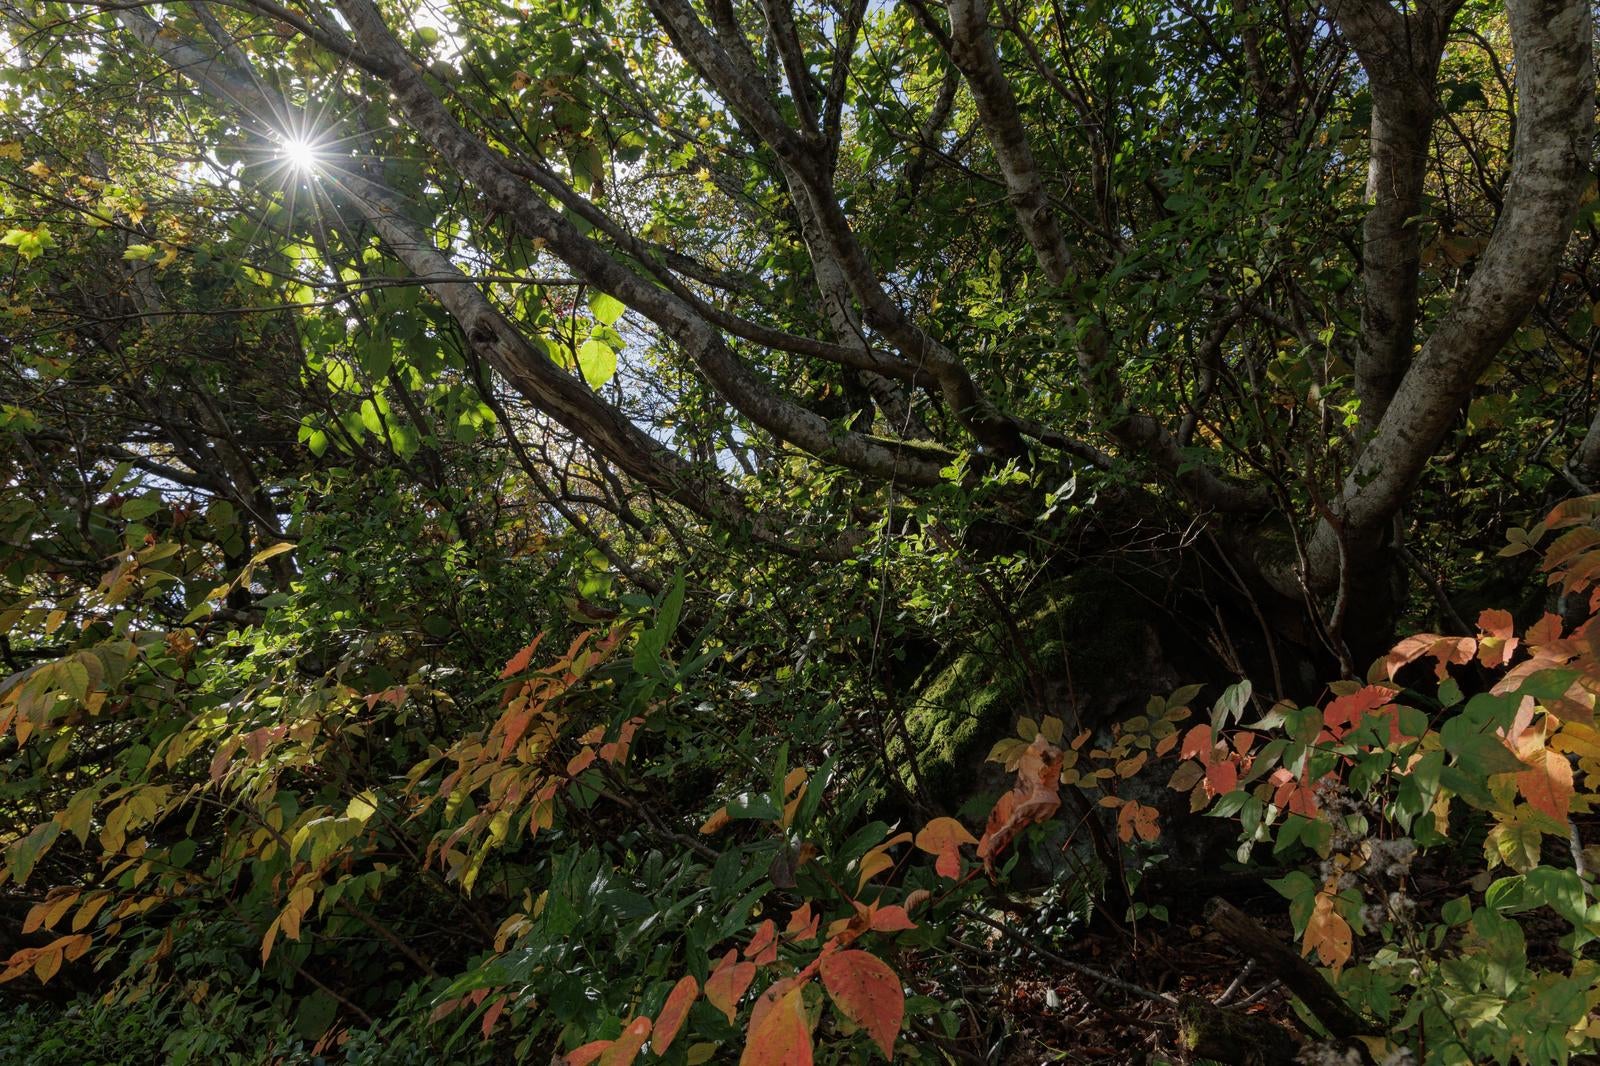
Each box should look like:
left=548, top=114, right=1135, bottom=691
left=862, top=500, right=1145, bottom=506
left=1233, top=978, right=1283, bottom=1010
left=1214, top=958, right=1255, bottom=1006
left=1205, top=898, right=1376, bottom=1039
left=956, top=907, right=1177, bottom=1005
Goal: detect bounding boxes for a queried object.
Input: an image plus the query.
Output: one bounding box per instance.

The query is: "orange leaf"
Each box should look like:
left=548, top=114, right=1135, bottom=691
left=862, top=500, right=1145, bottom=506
left=785, top=903, right=819, bottom=941
left=869, top=904, right=916, bottom=933
left=819, top=950, right=902, bottom=1060
left=561, top=1040, right=614, bottom=1066
left=1179, top=724, right=1212, bottom=760
left=699, top=807, right=731, bottom=835
left=1302, top=891, right=1352, bottom=974
left=1477, top=636, right=1517, bottom=668
left=745, top=919, right=779, bottom=965
left=1115, top=751, right=1149, bottom=778
left=1526, top=613, right=1564, bottom=647
left=653, top=976, right=698, bottom=1055
left=1385, top=634, right=1475, bottom=680
left=500, top=634, right=545, bottom=679
left=1270, top=768, right=1319, bottom=817
left=914, top=817, right=977, bottom=880
left=598, top=1016, right=651, bottom=1066
left=1517, top=746, right=1574, bottom=822
left=1115, top=800, right=1160, bottom=842
left=706, top=949, right=757, bottom=1023
left=59, top=933, right=90, bottom=962
left=976, top=735, right=1064, bottom=873
left=1322, top=685, right=1396, bottom=738
left=739, top=981, right=812, bottom=1066
left=566, top=748, right=597, bottom=777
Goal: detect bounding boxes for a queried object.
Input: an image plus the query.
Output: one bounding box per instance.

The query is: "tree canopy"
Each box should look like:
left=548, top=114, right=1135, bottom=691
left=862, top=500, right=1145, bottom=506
left=0, top=0, right=1596, bottom=1061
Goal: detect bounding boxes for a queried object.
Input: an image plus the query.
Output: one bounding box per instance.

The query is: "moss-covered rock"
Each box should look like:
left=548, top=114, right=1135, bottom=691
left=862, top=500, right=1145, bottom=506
left=900, top=569, right=1175, bottom=806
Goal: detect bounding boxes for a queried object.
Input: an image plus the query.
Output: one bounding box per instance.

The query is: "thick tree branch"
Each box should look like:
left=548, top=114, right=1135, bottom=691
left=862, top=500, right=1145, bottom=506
left=1299, top=0, right=1592, bottom=588
left=1327, top=0, right=1455, bottom=434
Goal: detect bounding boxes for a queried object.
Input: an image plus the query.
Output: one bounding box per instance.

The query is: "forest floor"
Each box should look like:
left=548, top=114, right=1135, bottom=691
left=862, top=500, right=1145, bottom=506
left=983, top=919, right=1297, bottom=1065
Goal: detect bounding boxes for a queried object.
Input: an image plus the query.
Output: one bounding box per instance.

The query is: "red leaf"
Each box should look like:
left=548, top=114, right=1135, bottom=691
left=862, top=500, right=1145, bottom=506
left=706, top=948, right=757, bottom=1022
left=480, top=995, right=508, bottom=1039
left=1270, top=768, right=1319, bottom=817
left=745, top=919, right=779, bottom=965
left=1321, top=685, right=1396, bottom=739
left=738, top=981, right=812, bottom=1066
left=819, top=950, right=902, bottom=1060
left=652, top=975, right=698, bottom=1055
left=1179, top=724, right=1212, bottom=760
left=913, top=817, right=977, bottom=880
left=208, top=736, right=242, bottom=783
left=1205, top=753, right=1239, bottom=794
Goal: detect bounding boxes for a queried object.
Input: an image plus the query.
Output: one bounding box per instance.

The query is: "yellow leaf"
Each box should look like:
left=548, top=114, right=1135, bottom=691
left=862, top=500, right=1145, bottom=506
left=34, top=947, right=61, bottom=983
left=1302, top=890, right=1352, bottom=973
left=260, top=914, right=281, bottom=963
left=250, top=541, right=296, bottom=565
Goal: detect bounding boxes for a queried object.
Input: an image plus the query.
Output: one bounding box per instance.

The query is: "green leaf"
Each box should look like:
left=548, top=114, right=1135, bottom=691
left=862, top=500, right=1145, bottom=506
left=634, top=571, right=686, bottom=677
left=1441, top=721, right=1527, bottom=778
left=1441, top=896, right=1472, bottom=926
left=1210, top=680, right=1252, bottom=736
left=1484, top=875, right=1528, bottom=913
left=1524, top=867, right=1590, bottom=928
left=122, top=243, right=157, bottom=261
left=7, top=821, right=60, bottom=884
left=1, top=224, right=53, bottom=261
left=589, top=291, right=625, bottom=326
left=576, top=338, right=617, bottom=388
left=360, top=398, right=384, bottom=435
left=725, top=792, right=782, bottom=822
left=119, top=497, right=161, bottom=521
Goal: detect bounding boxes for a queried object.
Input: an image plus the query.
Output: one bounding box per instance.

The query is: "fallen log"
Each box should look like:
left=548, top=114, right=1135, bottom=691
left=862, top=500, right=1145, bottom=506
left=1205, top=897, right=1377, bottom=1040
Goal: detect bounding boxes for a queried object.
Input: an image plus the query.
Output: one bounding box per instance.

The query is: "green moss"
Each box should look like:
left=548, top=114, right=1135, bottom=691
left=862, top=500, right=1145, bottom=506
left=900, top=569, right=1151, bottom=798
